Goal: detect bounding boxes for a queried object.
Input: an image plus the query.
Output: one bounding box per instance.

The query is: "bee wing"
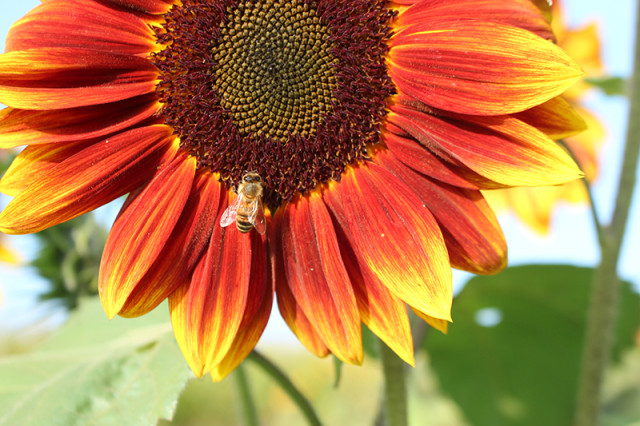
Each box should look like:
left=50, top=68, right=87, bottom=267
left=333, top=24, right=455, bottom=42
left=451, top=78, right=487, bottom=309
left=219, top=194, right=242, bottom=228
left=249, top=198, right=267, bottom=235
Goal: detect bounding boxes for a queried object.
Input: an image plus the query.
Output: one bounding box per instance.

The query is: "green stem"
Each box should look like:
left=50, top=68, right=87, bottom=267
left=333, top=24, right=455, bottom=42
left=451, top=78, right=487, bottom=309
left=574, top=3, right=640, bottom=424
left=379, top=338, right=408, bottom=426
left=247, top=350, right=323, bottom=426
left=558, top=139, right=606, bottom=248
left=234, top=364, right=258, bottom=426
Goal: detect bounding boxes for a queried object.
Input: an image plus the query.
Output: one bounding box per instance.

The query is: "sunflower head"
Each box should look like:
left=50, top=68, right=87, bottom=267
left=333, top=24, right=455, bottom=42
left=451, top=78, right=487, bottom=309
left=0, top=0, right=584, bottom=379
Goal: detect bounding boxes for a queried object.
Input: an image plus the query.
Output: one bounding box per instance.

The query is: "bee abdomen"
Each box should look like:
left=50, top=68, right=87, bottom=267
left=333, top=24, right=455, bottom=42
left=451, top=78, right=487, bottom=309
left=236, top=220, right=253, bottom=233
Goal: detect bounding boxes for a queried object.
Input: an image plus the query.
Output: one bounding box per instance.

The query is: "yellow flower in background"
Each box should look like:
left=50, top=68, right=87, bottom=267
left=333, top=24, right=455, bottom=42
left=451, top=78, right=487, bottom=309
left=0, top=234, right=18, bottom=264
left=484, top=0, right=604, bottom=234
left=0, top=0, right=584, bottom=379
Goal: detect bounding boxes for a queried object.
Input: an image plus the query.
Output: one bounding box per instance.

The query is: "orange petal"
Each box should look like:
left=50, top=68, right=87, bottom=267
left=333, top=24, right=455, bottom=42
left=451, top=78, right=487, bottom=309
left=99, top=154, right=196, bottom=318
left=0, top=125, right=177, bottom=235
left=0, top=94, right=160, bottom=148
left=169, top=202, right=255, bottom=377
left=377, top=150, right=507, bottom=275
left=0, top=48, right=157, bottom=110
left=514, top=97, right=587, bottom=140
left=117, top=172, right=223, bottom=318
left=388, top=104, right=582, bottom=187
left=210, top=232, right=274, bottom=382
left=388, top=22, right=583, bottom=115
left=6, top=0, right=156, bottom=54
left=271, top=222, right=331, bottom=358
left=397, top=0, right=554, bottom=41
left=323, top=163, right=452, bottom=322
left=0, top=141, right=90, bottom=196
left=278, top=196, right=363, bottom=364
left=336, top=229, right=414, bottom=366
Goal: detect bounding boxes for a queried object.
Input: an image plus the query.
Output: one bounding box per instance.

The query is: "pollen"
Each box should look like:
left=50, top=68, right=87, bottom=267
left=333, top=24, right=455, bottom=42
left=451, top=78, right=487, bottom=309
left=153, top=0, right=396, bottom=209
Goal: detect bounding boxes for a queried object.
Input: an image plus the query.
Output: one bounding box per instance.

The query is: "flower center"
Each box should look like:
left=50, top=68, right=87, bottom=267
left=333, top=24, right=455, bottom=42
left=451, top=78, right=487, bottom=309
left=212, top=0, right=337, bottom=140
left=153, top=0, right=396, bottom=209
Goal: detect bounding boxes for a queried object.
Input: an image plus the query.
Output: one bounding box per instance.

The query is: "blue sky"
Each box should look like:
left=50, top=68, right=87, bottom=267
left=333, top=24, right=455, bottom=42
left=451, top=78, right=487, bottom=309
left=0, top=0, right=638, bottom=342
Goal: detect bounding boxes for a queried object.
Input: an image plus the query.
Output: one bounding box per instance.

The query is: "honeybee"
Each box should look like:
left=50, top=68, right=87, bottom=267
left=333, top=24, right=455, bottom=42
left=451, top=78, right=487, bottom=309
left=220, top=172, right=266, bottom=234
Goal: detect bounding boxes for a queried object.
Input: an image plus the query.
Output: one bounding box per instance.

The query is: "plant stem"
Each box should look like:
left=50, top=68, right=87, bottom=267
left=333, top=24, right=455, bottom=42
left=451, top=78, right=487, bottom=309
left=574, top=3, right=640, bottom=424
left=234, top=364, right=258, bottom=426
left=558, top=139, right=606, bottom=248
left=247, top=350, right=323, bottom=426
left=379, top=339, right=408, bottom=426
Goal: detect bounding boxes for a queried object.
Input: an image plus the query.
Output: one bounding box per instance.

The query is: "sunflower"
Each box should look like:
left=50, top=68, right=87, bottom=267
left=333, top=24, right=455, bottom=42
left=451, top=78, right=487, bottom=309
left=0, top=0, right=583, bottom=379
left=484, top=0, right=604, bottom=234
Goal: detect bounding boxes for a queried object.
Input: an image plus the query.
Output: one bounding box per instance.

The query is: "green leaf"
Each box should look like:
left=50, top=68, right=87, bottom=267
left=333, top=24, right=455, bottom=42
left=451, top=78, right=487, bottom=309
left=0, top=297, right=191, bottom=426
left=425, top=265, right=640, bottom=426
left=585, top=76, right=628, bottom=96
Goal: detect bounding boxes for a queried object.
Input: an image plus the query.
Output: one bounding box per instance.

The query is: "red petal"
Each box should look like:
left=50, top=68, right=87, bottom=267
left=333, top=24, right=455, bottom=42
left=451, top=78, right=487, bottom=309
left=211, top=232, right=273, bottom=382
left=388, top=104, right=582, bottom=187
left=377, top=150, right=507, bottom=275
left=323, top=164, right=452, bottom=322
left=398, top=0, right=554, bottom=41
left=6, top=0, right=156, bottom=54
left=0, top=125, right=177, bottom=234
left=0, top=141, right=90, bottom=196
left=169, top=201, right=255, bottom=376
left=100, top=0, right=173, bottom=14
left=272, top=226, right=331, bottom=358
left=0, top=48, right=157, bottom=110
left=278, top=196, right=363, bottom=364
left=99, top=154, right=196, bottom=318
left=388, top=22, right=582, bottom=115
left=117, top=172, right=223, bottom=318
left=0, top=94, right=160, bottom=148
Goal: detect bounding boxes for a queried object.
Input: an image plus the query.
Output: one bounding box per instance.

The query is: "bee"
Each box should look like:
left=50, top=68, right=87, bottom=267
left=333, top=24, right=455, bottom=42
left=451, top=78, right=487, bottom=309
left=220, top=172, right=266, bottom=234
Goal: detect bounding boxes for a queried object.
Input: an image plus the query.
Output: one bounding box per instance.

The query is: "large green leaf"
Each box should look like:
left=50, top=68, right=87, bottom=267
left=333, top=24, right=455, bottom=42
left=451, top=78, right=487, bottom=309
left=0, top=298, right=191, bottom=426
left=426, top=265, right=640, bottom=426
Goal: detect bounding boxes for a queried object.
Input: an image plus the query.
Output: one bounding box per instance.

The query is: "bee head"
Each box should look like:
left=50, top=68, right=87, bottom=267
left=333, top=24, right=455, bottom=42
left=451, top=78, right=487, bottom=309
left=243, top=172, right=262, bottom=184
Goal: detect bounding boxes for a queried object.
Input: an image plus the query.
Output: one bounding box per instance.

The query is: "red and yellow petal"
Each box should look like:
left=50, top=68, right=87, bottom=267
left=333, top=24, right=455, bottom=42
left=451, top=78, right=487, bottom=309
left=272, top=227, right=331, bottom=357
left=0, top=48, right=157, bottom=110
left=0, top=125, right=177, bottom=234
left=117, top=172, right=222, bottom=318
left=277, top=195, right=363, bottom=364
left=210, top=233, right=273, bottom=382
left=377, top=149, right=507, bottom=275
left=0, top=141, right=90, bottom=196
left=99, top=153, right=196, bottom=318
left=388, top=22, right=583, bottom=116
left=383, top=123, right=501, bottom=190
left=410, top=307, right=449, bottom=334
left=324, top=163, right=453, bottom=323
left=336, top=232, right=414, bottom=365
left=396, top=0, right=554, bottom=41
left=514, top=96, right=587, bottom=140
left=6, top=0, right=157, bottom=54
left=169, top=201, right=255, bottom=376
left=388, top=104, right=582, bottom=187
left=0, top=94, right=161, bottom=149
